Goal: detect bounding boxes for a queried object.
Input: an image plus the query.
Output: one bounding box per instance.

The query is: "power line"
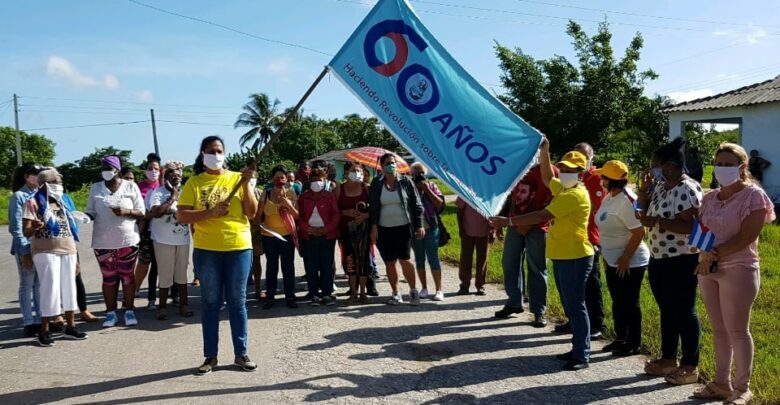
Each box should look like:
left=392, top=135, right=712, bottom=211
left=511, top=0, right=780, bottom=29
left=20, top=104, right=236, bottom=116
left=21, top=95, right=238, bottom=110
left=126, top=0, right=333, bottom=56
left=156, top=119, right=233, bottom=127
left=659, top=62, right=780, bottom=93
left=23, top=120, right=150, bottom=131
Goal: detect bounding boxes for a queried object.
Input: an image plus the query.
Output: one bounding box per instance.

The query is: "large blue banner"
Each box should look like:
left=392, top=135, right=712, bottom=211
left=328, top=0, right=543, bottom=216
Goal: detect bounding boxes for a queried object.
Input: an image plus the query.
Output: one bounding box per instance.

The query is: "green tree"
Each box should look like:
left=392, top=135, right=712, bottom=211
left=329, top=114, right=404, bottom=152
left=57, top=146, right=137, bottom=192
left=0, top=127, right=55, bottom=188
left=234, top=93, right=283, bottom=148
left=273, top=116, right=345, bottom=162
left=496, top=20, right=659, bottom=157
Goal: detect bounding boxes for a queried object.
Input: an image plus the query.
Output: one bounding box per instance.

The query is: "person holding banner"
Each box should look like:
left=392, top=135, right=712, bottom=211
left=177, top=136, right=259, bottom=375
left=491, top=139, right=595, bottom=371
left=693, top=143, right=775, bottom=404
left=638, top=137, right=702, bottom=385
left=369, top=153, right=424, bottom=306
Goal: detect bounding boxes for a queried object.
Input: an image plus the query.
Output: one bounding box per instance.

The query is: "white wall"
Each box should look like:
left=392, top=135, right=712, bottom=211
left=668, top=102, right=780, bottom=200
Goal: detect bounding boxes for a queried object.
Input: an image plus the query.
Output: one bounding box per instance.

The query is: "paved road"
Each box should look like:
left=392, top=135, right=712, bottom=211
left=0, top=225, right=712, bottom=404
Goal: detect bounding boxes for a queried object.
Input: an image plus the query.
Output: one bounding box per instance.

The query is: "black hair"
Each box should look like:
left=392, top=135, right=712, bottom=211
left=269, top=164, right=288, bottom=178
left=120, top=167, right=135, bottom=177
left=310, top=159, right=327, bottom=170
left=379, top=153, right=395, bottom=166
left=603, top=177, right=628, bottom=191
left=653, top=137, right=686, bottom=166
left=146, top=152, right=161, bottom=164
left=11, top=162, right=40, bottom=192
left=193, top=135, right=225, bottom=175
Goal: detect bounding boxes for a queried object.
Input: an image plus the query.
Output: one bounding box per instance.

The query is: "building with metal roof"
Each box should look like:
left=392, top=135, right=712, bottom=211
left=664, top=75, right=780, bottom=200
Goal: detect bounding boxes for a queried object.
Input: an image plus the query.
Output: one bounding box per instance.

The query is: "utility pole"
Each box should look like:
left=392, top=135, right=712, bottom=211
left=150, top=108, right=159, bottom=156
left=13, top=94, right=22, bottom=166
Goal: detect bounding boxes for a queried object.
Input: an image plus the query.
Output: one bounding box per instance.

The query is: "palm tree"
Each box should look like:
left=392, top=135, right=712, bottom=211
left=234, top=93, right=283, bottom=149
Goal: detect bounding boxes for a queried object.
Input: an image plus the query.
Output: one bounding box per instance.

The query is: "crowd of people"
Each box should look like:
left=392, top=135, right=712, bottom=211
left=7, top=135, right=774, bottom=404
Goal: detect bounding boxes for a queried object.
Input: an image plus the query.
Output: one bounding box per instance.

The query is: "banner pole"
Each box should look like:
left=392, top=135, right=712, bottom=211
left=225, top=66, right=330, bottom=200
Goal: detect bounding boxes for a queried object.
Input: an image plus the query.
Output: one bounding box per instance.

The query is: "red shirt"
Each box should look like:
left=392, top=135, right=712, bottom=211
left=510, top=165, right=559, bottom=232
left=297, top=190, right=340, bottom=240
left=582, top=167, right=605, bottom=245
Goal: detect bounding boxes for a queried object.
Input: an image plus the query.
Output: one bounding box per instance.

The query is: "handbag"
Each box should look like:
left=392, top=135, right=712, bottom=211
left=436, top=212, right=451, bottom=247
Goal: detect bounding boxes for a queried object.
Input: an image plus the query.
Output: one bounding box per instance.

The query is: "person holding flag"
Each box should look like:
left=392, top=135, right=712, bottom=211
left=693, top=143, right=775, bottom=404
left=639, top=137, right=703, bottom=385
left=491, top=138, right=595, bottom=371
left=177, top=136, right=259, bottom=375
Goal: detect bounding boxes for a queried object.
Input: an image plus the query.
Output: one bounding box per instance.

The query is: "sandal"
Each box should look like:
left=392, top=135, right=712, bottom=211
left=157, top=310, right=168, bottom=321
left=79, top=311, right=99, bottom=323
left=725, top=389, right=753, bottom=405
left=665, top=367, right=699, bottom=385
left=644, top=358, right=679, bottom=376
left=693, top=383, right=732, bottom=400
left=179, top=307, right=194, bottom=317
left=359, top=293, right=368, bottom=304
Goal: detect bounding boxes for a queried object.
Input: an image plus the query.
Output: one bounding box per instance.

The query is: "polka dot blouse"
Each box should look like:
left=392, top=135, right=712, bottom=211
left=646, top=176, right=703, bottom=259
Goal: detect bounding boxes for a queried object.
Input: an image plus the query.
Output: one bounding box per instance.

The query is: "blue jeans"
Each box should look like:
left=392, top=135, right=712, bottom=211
left=502, top=227, right=547, bottom=315
left=301, top=236, right=336, bottom=297
left=193, top=248, right=252, bottom=358
left=263, top=236, right=296, bottom=301
left=15, top=254, right=41, bottom=326
left=412, top=225, right=441, bottom=271
left=553, top=255, right=595, bottom=362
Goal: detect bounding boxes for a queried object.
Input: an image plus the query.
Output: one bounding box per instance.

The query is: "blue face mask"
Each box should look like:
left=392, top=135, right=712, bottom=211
left=651, top=167, right=665, bottom=182
left=384, top=164, right=397, bottom=175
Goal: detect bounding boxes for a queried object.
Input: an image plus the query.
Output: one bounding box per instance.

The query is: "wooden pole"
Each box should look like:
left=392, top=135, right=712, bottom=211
left=13, top=94, right=22, bottom=166
left=225, top=66, right=330, bottom=200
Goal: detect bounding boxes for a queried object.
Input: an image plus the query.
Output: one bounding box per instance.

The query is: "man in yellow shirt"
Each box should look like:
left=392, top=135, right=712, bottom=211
left=491, top=138, right=594, bottom=371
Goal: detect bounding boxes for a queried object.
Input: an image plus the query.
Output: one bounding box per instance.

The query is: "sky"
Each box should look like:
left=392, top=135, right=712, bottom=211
left=1, top=0, right=778, bottom=166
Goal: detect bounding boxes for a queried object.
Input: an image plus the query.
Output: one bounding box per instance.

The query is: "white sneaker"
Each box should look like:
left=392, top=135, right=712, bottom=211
left=387, top=292, right=404, bottom=305
left=419, top=288, right=429, bottom=299
left=410, top=289, right=420, bottom=306
left=124, top=310, right=138, bottom=326
left=102, top=311, right=118, bottom=328
left=432, top=290, right=445, bottom=301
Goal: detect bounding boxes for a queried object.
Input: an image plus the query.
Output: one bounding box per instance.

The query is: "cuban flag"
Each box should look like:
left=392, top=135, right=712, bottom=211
left=688, top=217, right=715, bottom=252
left=327, top=0, right=543, bottom=216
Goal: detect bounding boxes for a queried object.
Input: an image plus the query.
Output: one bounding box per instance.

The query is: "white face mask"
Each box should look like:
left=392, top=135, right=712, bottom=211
left=46, top=183, right=63, bottom=200
left=146, top=169, right=160, bottom=181
left=310, top=180, right=324, bottom=193
left=713, top=166, right=742, bottom=187
left=202, top=153, right=225, bottom=170
left=560, top=172, right=580, bottom=189
left=248, top=178, right=257, bottom=189
left=348, top=171, right=364, bottom=183
left=101, top=170, right=116, bottom=181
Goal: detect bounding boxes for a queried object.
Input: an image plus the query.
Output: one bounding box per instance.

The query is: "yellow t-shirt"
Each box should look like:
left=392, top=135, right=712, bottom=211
left=179, top=171, right=251, bottom=251
left=545, top=177, right=594, bottom=260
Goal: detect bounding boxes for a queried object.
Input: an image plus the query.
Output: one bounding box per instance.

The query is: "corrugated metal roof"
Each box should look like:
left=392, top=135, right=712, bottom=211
left=664, top=74, right=780, bottom=113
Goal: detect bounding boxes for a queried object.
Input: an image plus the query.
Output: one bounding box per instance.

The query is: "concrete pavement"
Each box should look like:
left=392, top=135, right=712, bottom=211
left=0, top=224, right=711, bottom=404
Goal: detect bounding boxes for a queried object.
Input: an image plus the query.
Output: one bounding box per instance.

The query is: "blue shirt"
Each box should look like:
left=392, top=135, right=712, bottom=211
left=8, top=185, right=36, bottom=256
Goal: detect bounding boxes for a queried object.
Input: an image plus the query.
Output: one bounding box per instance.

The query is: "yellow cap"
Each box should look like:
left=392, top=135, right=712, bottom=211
left=558, top=151, right=588, bottom=170
left=595, top=160, right=629, bottom=180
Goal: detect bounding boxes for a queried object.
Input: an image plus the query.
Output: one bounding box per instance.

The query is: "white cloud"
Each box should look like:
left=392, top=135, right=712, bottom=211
left=46, top=55, right=120, bottom=90
left=265, top=57, right=292, bottom=75
left=712, top=28, right=767, bottom=44
left=668, top=89, right=716, bottom=103
left=135, top=90, right=154, bottom=103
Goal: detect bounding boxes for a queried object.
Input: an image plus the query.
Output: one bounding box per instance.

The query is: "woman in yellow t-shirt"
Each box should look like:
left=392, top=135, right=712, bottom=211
left=491, top=137, right=594, bottom=371
left=259, top=165, right=299, bottom=310
left=177, top=135, right=258, bottom=375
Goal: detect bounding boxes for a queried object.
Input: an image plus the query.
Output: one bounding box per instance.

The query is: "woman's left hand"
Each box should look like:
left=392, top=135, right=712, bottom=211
left=415, top=227, right=425, bottom=240
left=616, top=255, right=631, bottom=278
left=695, top=261, right=712, bottom=276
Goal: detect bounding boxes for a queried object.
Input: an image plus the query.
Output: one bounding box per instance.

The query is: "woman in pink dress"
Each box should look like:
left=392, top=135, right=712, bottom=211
left=694, top=143, right=775, bottom=405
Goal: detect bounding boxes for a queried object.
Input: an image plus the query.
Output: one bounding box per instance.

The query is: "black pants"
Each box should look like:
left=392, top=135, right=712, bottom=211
left=605, top=264, right=646, bottom=347
left=586, top=248, right=605, bottom=333
left=76, top=272, right=87, bottom=312
left=648, top=254, right=701, bottom=367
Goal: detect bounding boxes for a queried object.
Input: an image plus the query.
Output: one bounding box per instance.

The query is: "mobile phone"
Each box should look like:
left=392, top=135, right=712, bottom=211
left=709, top=260, right=718, bottom=274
